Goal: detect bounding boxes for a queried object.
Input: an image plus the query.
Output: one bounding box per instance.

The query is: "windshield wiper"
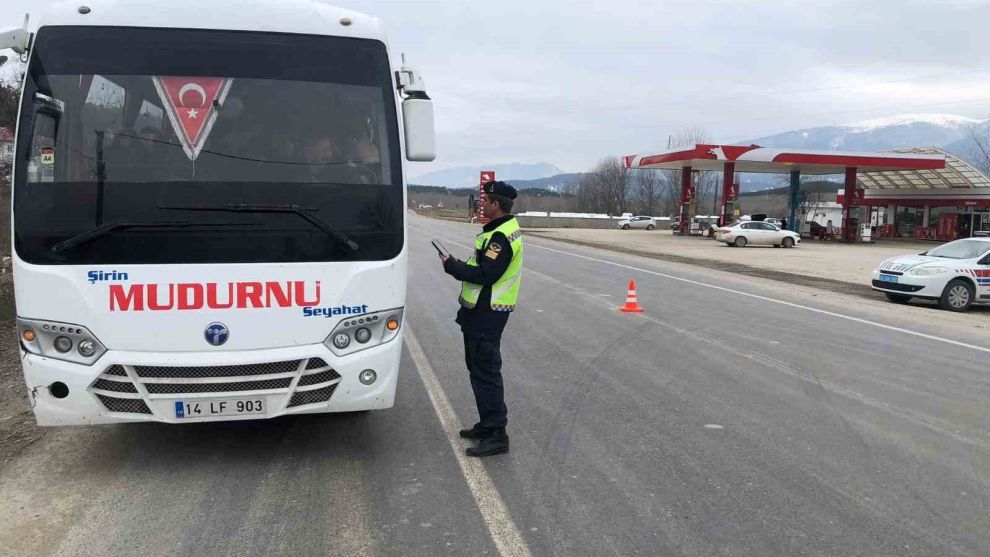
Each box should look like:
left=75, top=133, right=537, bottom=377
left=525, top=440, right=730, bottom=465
left=51, top=221, right=260, bottom=255
left=158, top=204, right=359, bottom=252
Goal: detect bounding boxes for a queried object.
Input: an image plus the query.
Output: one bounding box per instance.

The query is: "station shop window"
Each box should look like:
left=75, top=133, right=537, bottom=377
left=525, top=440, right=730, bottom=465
left=895, top=206, right=922, bottom=238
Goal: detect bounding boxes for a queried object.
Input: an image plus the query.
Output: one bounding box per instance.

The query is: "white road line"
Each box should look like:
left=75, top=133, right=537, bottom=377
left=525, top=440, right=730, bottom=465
left=523, top=242, right=990, bottom=355
left=404, top=327, right=533, bottom=557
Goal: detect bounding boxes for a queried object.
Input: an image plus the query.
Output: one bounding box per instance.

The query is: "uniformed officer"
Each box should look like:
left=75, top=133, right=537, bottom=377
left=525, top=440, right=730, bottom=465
left=439, top=181, right=523, bottom=457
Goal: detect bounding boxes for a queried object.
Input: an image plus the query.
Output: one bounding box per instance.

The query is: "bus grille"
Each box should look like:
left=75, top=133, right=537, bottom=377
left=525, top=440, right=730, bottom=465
left=96, top=394, right=152, bottom=414
left=134, top=360, right=302, bottom=378
left=104, top=365, right=127, bottom=376
left=298, top=370, right=338, bottom=387
left=88, top=357, right=341, bottom=416
left=92, top=378, right=138, bottom=393
left=144, top=377, right=295, bottom=394
left=289, top=384, right=338, bottom=407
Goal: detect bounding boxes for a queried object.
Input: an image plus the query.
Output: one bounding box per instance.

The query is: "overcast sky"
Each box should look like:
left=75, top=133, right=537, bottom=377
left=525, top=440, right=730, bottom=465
left=3, top=0, right=989, bottom=174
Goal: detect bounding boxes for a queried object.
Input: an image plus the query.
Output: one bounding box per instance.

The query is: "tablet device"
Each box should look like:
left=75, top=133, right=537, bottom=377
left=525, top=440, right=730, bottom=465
left=431, top=239, right=450, bottom=258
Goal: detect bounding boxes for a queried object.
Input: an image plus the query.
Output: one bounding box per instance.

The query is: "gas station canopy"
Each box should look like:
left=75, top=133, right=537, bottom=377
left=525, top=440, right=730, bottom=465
left=858, top=147, right=990, bottom=190
left=622, top=143, right=948, bottom=239
left=623, top=144, right=945, bottom=175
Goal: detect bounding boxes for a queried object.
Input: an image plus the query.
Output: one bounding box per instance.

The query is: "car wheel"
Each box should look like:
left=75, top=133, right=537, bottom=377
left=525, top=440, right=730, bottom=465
left=734, top=236, right=748, bottom=248
left=938, top=279, right=974, bottom=312
left=884, top=293, right=911, bottom=304
left=782, top=237, right=795, bottom=248
left=621, top=224, right=630, bottom=230
left=646, top=224, right=655, bottom=230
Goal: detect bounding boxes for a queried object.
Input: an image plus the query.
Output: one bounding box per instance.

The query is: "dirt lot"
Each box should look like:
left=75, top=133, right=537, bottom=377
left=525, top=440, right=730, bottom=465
left=525, top=228, right=940, bottom=295
left=0, top=277, right=42, bottom=467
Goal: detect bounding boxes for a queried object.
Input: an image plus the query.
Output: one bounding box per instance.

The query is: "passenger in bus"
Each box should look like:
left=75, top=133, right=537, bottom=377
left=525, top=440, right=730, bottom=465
left=302, top=130, right=376, bottom=184
left=352, top=137, right=380, bottom=165
left=131, top=126, right=182, bottom=182
left=302, top=134, right=340, bottom=182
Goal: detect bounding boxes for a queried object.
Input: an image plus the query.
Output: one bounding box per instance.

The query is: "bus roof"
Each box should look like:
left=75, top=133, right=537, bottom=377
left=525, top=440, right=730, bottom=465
left=37, top=0, right=386, bottom=42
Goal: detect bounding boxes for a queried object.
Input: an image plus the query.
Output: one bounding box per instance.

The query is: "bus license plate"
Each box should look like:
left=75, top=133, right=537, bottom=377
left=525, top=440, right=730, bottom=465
left=175, top=398, right=265, bottom=419
left=879, top=274, right=899, bottom=283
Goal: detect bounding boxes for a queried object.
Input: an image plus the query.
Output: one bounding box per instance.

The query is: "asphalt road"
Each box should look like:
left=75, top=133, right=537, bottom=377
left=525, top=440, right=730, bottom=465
left=2, top=211, right=989, bottom=556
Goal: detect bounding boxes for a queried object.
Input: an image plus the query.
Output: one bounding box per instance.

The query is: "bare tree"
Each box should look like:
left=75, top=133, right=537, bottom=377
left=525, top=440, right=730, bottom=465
left=669, top=126, right=709, bottom=151
left=696, top=171, right=720, bottom=217
left=576, top=156, right=629, bottom=215
left=658, top=169, right=681, bottom=216
left=0, top=59, right=26, bottom=132
left=653, top=126, right=718, bottom=222
left=798, top=181, right=829, bottom=225
left=574, top=172, right=597, bottom=213
left=633, top=169, right=664, bottom=215
left=966, top=122, right=990, bottom=177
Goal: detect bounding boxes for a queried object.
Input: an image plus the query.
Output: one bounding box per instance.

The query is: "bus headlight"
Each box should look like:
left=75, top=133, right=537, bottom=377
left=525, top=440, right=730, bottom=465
left=78, top=339, right=98, bottom=357
left=355, top=327, right=372, bottom=343
left=324, top=307, right=403, bottom=357
left=54, top=336, right=73, bottom=353
left=16, top=318, right=107, bottom=365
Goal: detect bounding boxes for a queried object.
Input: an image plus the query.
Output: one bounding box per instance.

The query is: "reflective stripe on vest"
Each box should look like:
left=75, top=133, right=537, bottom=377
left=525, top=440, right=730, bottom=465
left=459, top=217, right=524, bottom=311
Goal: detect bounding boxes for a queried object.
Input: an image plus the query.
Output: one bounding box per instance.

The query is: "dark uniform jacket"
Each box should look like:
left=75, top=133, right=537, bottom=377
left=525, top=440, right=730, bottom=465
left=442, top=215, right=516, bottom=335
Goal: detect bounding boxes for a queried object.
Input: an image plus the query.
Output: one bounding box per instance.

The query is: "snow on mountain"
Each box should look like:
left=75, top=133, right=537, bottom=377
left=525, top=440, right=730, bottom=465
left=735, top=113, right=988, bottom=191
left=741, top=113, right=986, bottom=153
left=840, top=113, right=982, bottom=133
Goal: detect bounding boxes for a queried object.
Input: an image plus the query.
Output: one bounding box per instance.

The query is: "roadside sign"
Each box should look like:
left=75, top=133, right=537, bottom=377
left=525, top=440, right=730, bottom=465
left=479, top=170, right=494, bottom=224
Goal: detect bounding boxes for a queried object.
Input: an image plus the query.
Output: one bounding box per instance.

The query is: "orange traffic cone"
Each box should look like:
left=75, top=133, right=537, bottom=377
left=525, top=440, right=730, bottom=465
left=619, top=280, right=645, bottom=313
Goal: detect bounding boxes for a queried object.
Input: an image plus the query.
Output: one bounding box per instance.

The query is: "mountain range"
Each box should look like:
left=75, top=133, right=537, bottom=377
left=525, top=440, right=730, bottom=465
left=740, top=113, right=984, bottom=152
left=733, top=113, right=987, bottom=190
left=411, top=162, right=566, bottom=188
left=413, top=113, right=989, bottom=193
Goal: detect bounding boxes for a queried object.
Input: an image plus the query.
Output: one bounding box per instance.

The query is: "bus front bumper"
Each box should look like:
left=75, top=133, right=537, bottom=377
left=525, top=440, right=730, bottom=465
left=21, top=337, right=403, bottom=426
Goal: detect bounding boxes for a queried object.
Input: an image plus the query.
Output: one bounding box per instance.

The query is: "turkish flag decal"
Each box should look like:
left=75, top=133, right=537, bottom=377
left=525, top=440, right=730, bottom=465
left=153, top=76, right=233, bottom=161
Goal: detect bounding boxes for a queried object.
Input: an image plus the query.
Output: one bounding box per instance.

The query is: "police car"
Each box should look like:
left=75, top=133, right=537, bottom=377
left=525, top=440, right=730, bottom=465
left=872, top=238, right=990, bottom=312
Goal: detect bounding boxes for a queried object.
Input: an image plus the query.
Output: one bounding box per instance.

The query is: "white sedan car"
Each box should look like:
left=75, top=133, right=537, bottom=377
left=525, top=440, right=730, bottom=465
left=872, top=237, right=990, bottom=312
left=714, top=221, right=800, bottom=248
left=618, top=216, right=657, bottom=230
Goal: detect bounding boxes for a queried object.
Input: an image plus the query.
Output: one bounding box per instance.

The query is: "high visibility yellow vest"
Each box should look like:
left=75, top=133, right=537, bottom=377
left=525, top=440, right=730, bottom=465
left=458, top=217, right=524, bottom=311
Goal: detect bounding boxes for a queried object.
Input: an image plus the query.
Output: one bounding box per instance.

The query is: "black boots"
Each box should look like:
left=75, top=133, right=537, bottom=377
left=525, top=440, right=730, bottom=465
left=465, top=427, right=509, bottom=458
left=459, top=423, right=492, bottom=439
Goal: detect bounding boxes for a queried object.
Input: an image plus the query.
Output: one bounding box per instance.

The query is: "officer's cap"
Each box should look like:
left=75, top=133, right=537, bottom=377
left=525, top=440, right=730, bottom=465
left=483, top=180, right=517, bottom=200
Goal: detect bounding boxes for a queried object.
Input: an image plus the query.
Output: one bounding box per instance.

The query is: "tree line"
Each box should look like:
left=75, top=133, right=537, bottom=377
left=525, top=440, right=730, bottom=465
left=569, top=127, right=722, bottom=217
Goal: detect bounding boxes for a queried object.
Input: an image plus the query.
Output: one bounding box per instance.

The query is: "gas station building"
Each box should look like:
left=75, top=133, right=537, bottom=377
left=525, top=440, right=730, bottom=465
left=858, top=147, right=990, bottom=241
left=620, top=144, right=989, bottom=241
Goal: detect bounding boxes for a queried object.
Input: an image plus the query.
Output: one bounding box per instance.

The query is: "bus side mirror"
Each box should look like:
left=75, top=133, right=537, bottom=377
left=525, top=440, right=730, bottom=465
left=396, top=60, right=436, bottom=162
left=0, top=15, right=31, bottom=54
left=402, top=95, right=436, bottom=162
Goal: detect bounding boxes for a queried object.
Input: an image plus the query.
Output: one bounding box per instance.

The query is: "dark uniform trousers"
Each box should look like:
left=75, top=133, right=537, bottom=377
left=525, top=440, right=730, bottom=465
left=443, top=214, right=517, bottom=433
left=463, top=330, right=508, bottom=430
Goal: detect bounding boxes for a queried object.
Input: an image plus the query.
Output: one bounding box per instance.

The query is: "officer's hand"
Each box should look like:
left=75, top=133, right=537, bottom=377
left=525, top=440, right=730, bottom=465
left=439, top=253, right=450, bottom=266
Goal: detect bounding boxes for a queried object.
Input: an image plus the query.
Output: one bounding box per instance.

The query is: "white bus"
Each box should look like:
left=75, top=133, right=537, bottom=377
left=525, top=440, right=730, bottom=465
left=2, top=0, right=435, bottom=425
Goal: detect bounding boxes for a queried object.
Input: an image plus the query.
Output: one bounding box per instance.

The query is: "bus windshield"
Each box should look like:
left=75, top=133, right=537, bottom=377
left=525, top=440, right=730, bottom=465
left=14, top=26, right=403, bottom=265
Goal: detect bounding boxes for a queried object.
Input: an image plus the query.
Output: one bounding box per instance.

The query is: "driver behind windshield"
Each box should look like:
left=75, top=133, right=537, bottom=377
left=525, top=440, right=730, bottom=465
left=301, top=122, right=379, bottom=184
